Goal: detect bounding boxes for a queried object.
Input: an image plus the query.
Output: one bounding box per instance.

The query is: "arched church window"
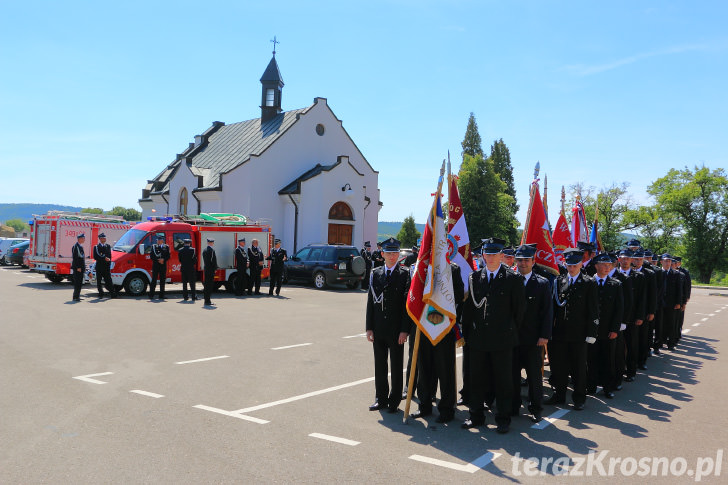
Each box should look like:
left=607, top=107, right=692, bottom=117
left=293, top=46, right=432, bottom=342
left=328, top=201, right=353, bottom=220
left=179, top=187, right=188, bottom=215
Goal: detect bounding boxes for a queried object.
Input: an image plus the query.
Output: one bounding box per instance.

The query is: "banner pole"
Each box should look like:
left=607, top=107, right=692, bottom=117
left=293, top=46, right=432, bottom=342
left=403, top=326, right=422, bottom=423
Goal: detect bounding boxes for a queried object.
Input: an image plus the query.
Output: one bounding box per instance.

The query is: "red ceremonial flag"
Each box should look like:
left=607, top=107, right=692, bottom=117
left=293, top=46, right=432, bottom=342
left=552, top=212, right=574, bottom=264
left=524, top=183, right=560, bottom=275
left=446, top=175, right=474, bottom=291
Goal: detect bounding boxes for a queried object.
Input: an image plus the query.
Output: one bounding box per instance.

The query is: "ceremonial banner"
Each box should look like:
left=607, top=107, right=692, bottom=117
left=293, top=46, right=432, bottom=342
left=524, top=183, right=560, bottom=275
left=446, top=175, right=474, bottom=291
left=407, top=192, right=457, bottom=345
left=589, top=220, right=603, bottom=252
left=571, top=198, right=589, bottom=244
left=552, top=212, right=574, bottom=264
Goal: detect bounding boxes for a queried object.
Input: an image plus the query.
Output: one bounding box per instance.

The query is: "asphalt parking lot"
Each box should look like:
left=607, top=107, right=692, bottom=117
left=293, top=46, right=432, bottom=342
left=1, top=265, right=727, bottom=483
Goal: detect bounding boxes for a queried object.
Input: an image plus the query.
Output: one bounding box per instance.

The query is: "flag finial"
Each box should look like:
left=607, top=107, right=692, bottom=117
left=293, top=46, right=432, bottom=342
left=534, top=161, right=540, bottom=180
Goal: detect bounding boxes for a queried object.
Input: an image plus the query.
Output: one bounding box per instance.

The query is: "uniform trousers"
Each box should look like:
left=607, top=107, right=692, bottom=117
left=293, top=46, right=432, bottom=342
left=203, top=270, right=215, bottom=304
left=624, top=325, right=639, bottom=377
left=613, top=330, right=626, bottom=386
left=149, top=262, right=166, bottom=297
left=637, top=321, right=651, bottom=366
left=547, top=340, right=587, bottom=405
left=587, top=338, right=615, bottom=393
left=468, top=348, right=513, bottom=426
left=269, top=268, right=283, bottom=295
left=235, top=269, right=248, bottom=296
left=663, top=307, right=679, bottom=348
left=72, top=268, right=84, bottom=300
left=677, top=310, right=685, bottom=340
left=512, top=344, right=545, bottom=414
left=652, top=307, right=664, bottom=350
left=96, top=266, right=113, bottom=295
left=416, top=331, right=455, bottom=418
left=372, top=337, right=404, bottom=409
left=181, top=269, right=196, bottom=299
left=459, top=343, right=471, bottom=403
left=248, top=269, right=261, bottom=294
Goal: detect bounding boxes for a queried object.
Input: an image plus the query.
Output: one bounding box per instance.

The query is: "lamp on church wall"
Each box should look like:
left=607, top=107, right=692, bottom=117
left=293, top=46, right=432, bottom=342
left=341, top=183, right=354, bottom=198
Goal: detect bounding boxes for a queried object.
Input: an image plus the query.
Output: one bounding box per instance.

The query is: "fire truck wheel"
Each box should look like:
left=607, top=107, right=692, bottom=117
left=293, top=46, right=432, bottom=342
left=47, top=274, right=64, bottom=284
left=225, top=275, right=237, bottom=294
left=124, top=273, right=148, bottom=296
left=313, top=271, right=327, bottom=290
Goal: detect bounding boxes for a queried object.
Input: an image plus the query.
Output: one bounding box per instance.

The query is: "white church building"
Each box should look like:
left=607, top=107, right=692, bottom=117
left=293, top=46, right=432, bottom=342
left=139, top=53, right=381, bottom=253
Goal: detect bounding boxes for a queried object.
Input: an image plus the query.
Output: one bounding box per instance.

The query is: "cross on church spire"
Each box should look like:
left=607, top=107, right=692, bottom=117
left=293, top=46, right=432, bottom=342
left=271, top=36, right=280, bottom=57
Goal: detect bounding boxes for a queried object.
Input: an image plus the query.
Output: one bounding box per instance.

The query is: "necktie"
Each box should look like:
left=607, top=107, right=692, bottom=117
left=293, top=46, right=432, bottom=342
left=386, top=269, right=391, bottom=281
left=599, top=279, right=604, bottom=287
left=489, top=273, right=494, bottom=284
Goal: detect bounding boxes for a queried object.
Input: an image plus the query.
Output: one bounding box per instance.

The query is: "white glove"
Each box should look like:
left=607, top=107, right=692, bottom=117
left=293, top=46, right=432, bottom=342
left=585, top=337, right=596, bottom=344
left=620, top=324, right=627, bottom=331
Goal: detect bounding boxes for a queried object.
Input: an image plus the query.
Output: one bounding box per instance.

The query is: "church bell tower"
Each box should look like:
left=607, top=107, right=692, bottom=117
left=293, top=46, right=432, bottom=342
left=260, top=37, right=284, bottom=123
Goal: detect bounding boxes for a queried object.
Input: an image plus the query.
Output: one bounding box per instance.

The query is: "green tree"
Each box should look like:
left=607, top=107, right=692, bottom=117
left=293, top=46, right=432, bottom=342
left=648, top=166, right=728, bottom=283
left=622, top=205, right=681, bottom=256
left=5, top=218, right=29, bottom=233
left=461, top=112, right=483, bottom=158
left=490, top=138, right=518, bottom=243
left=397, top=215, right=421, bottom=247
left=595, top=182, right=633, bottom=250
left=108, top=206, right=142, bottom=221
left=81, top=207, right=104, bottom=214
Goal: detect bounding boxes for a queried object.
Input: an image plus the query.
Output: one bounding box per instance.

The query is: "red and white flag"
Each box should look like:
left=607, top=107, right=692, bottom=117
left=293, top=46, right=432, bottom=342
left=571, top=199, right=589, bottom=244
left=524, top=183, right=560, bottom=275
left=446, top=175, right=474, bottom=291
left=552, top=212, right=574, bottom=264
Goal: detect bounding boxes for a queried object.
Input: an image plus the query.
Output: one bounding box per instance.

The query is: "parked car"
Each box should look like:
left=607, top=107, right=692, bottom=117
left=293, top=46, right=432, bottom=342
left=284, top=244, right=366, bottom=289
left=7, top=240, right=30, bottom=266
left=0, top=238, right=28, bottom=265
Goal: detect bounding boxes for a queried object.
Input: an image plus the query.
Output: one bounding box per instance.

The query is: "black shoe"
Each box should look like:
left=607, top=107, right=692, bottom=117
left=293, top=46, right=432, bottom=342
left=544, top=395, right=565, bottom=405
left=410, top=409, right=432, bottom=419
left=269, top=292, right=273, bottom=296
left=638, top=364, right=647, bottom=370
left=461, top=419, right=483, bottom=429
left=586, top=387, right=597, bottom=395
left=615, top=385, right=623, bottom=391
left=435, top=414, right=453, bottom=423
left=573, top=403, right=585, bottom=411
left=204, top=301, right=212, bottom=306
left=276, top=291, right=280, bottom=296
left=387, top=406, right=398, bottom=414
left=159, top=295, right=166, bottom=300
left=369, top=401, right=386, bottom=411
left=192, top=297, right=197, bottom=301
left=511, top=409, right=520, bottom=417
left=530, top=412, right=543, bottom=423
left=603, top=391, right=615, bottom=399
left=149, top=295, right=155, bottom=300
left=247, top=292, right=253, bottom=295
left=624, top=376, right=635, bottom=382
left=255, top=291, right=261, bottom=295
left=653, top=348, right=661, bottom=356
left=401, top=389, right=408, bottom=400
left=98, top=293, right=105, bottom=298
left=496, top=423, right=509, bottom=434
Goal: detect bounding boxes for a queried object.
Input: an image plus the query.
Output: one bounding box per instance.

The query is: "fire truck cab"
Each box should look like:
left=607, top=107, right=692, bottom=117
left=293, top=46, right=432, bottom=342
left=105, top=215, right=272, bottom=296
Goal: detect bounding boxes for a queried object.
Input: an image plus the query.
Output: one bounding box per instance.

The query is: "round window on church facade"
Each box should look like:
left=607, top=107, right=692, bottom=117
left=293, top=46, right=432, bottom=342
left=316, top=124, right=325, bottom=136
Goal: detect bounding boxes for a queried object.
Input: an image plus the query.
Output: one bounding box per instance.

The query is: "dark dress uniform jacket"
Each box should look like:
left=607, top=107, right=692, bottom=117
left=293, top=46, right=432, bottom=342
left=595, top=277, right=624, bottom=339
left=679, top=268, right=691, bottom=302
left=629, top=271, right=647, bottom=322
left=640, top=266, right=658, bottom=316
left=179, top=246, right=197, bottom=274
left=613, top=271, right=634, bottom=325
left=72, top=242, right=85, bottom=272
left=248, top=246, right=264, bottom=271
left=519, top=273, right=553, bottom=345
left=93, top=243, right=112, bottom=270
left=366, top=265, right=411, bottom=342
left=234, top=246, right=248, bottom=272
left=150, top=244, right=170, bottom=265
left=462, top=266, right=526, bottom=352
left=203, top=246, right=217, bottom=275
left=552, top=273, right=599, bottom=342
left=267, top=248, right=287, bottom=271
left=663, top=270, right=684, bottom=308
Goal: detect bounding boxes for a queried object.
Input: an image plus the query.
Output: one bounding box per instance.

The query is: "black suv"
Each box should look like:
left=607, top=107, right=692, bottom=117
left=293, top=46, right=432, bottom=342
left=284, top=244, right=366, bottom=289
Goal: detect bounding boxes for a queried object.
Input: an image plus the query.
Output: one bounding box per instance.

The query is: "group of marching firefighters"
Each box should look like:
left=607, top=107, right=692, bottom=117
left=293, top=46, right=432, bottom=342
left=365, top=237, right=691, bottom=434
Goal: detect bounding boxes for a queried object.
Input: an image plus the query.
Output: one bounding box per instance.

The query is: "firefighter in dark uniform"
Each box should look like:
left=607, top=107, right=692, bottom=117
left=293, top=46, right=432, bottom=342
left=93, top=232, right=115, bottom=298
left=247, top=238, right=264, bottom=295
left=675, top=256, right=691, bottom=341
left=202, top=238, right=217, bottom=306
left=267, top=239, right=287, bottom=296
left=587, top=253, right=623, bottom=399
left=410, top=262, right=464, bottom=423
left=547, top=248, right=599, bottom=411
left=502, top=246, right=516, bottom=270
left=612, top=249, right=634, bottom=389
left=578, top=241, right=597, bottom=276
left=71, top=233, right=86, bottom=301
left=371, top=242, right=384, bottom=268
left=631, top=248, right=656, bottom=370
left=234, top=238, right=249, bottom=296
left=149, top=233, right=170, bottom=300
left=366, top=237, right=411, bottom=414
left=661, top=254, right=684, bottom=350
left=179, top=238, right=197, bottom=301
left=512, top=244, right=553, bottom=423
left=404, top=245, right=418, bottom=266
left=649, top=252, right=665, bottom=355
left=461, top=237, right=525, bottom=433
left=361, top=241, right=373, bottom=290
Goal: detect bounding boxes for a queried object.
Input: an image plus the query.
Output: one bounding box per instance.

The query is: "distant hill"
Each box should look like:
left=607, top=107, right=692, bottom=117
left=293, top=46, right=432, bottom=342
left=0, top=203, right=84, bottom=223
left=377, top=221, right=426, bottom=242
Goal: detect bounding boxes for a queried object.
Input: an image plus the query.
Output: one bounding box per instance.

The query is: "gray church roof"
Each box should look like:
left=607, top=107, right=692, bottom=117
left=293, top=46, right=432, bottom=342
left=142, top=105, right=311, bottom=199
left=278, top=161, right=340, bottom=195
left=260, top=56, right=284, bottom=84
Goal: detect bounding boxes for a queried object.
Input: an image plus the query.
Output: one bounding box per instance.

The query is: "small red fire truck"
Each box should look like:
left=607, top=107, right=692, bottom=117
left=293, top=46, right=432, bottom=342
left=99, top=214, right=272, bottom=296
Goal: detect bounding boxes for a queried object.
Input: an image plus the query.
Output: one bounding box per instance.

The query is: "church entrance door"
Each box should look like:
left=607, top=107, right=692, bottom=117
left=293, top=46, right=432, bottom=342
left=328, top=224, right=352, bottom=245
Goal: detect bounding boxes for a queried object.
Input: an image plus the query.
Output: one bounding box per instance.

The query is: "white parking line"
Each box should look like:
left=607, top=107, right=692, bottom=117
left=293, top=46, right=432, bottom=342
left=234, top=376, right=375, bottom=414
left=130, top=390, right=164, bottom=398
left=701, top=317, right=709, bottom=321
left=192, top=405, right=270, bottom=424
left=175, top=355, right=229, bottom=365
left=683, top=329, right=691, bottom=334
left=716, top=309, right=722, bottom=313
left=271, top=343, right=312, bottom=350
left=309, top=433, right=360, bottom=446
left=409, top=452, right=499, bottom=473
left=531, top=408, right=570, bottom=430
left=693, top=323, right=701, bottom=327
left=72, top=372, right=114, bottom=384
left=342, top=333, right=367, bottom=339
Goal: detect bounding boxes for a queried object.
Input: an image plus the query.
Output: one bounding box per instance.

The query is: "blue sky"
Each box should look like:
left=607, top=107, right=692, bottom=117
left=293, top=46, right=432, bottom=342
left=1, top=1, right=726, bottom=225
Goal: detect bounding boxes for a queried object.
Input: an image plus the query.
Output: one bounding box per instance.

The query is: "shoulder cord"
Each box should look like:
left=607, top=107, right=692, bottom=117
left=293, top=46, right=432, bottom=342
left=553, top=280, right=567, bottom=308
left=468, top=272, right=488, bottom=323
left=369, top=272, right=385, bottom=310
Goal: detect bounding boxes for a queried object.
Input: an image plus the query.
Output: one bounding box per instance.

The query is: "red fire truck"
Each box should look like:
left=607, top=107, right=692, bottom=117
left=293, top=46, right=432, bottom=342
left=29, top=212, right=132, bottom=283
left=99, top=215, right=272, bottom=296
